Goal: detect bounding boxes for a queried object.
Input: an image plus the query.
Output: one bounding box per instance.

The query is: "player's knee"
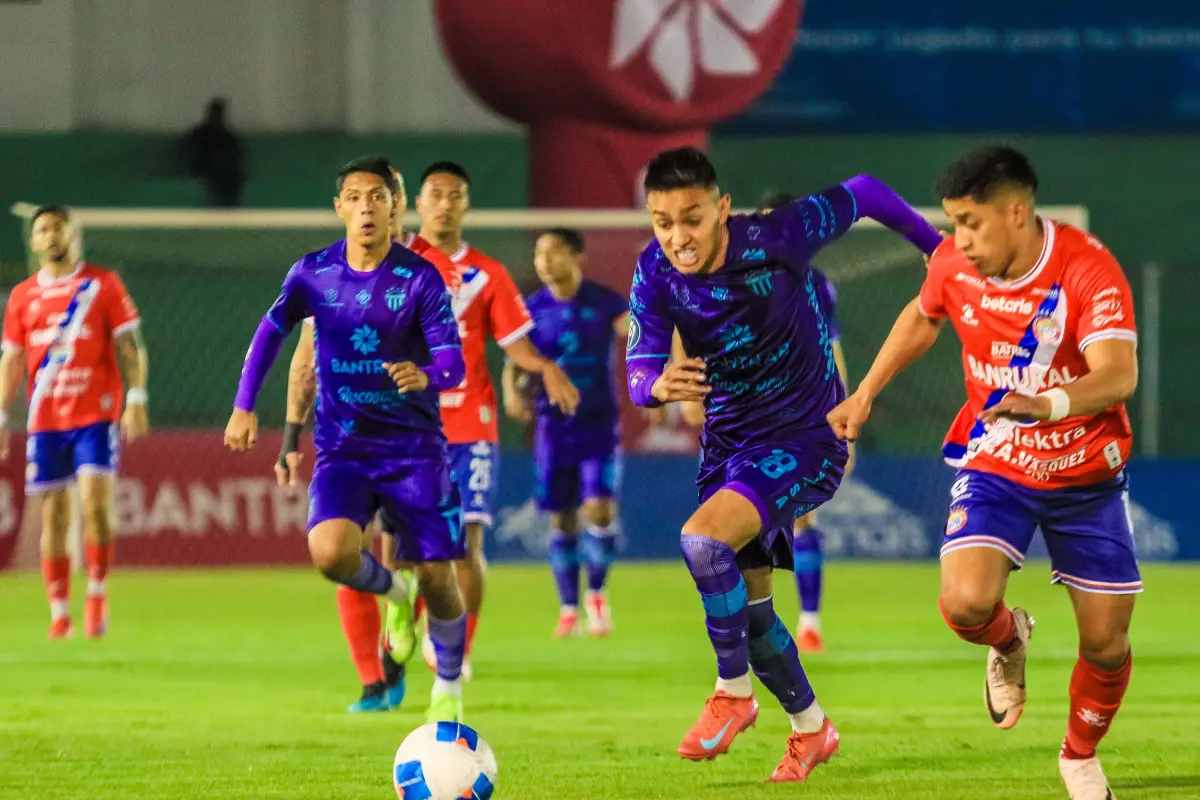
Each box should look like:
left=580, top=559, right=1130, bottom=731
left=415, top=562, right=463, bottom=618
left=938, top=587, right=999, bottom=629
left=308, top=531, right=349, bottom=576
left=550, top=511, right=579, bottom=534
left=583, top=499, right=615, bottom=529
left=1078, top=628, right=1130, bottom=671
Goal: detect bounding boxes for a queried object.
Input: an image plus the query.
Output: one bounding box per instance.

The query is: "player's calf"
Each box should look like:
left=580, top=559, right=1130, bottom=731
left=415, top=562, right=467, bottom=722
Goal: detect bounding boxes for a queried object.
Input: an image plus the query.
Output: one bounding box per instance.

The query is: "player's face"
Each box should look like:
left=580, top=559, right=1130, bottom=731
left=647, top=188, right=731, bottom=275
left=334, top=172, right=394, bottom=247
left=30, top=212, right=73, bottom=263
left=389, top=168, right=408, bottom=241
left=943, top=195, right=1023, bottom=278
left=533, top=234, right=580, bottom=285
left=417, top=173, right=469, bottom=238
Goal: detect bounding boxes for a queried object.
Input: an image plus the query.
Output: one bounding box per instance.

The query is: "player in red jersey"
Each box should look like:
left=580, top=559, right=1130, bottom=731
left=412, top=161, right=579, bottom=675
left=829, top=147, right=1138, bottom=800
left=0, top=206, right=149, bottom=639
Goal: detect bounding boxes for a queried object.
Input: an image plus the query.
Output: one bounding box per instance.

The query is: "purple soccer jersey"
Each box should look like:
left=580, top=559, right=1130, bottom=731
left=259, top=240, right=463, bottom=459
left=812, top=267, right=840, bottom=344
left=525, top=280, right=629, bottom=449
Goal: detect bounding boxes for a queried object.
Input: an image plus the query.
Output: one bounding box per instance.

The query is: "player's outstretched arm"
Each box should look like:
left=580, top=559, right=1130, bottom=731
left=276, top=322, right=316, bottom=487
left=502, top=337, right=579, bottom=416
left=500, top=360, right=532, bottom=423
left=979, top=339, right=1137, bottom=425
left=827, top=298, right=942, bottom=441
left=114, top=328, right=150, bottom=443
left=0, top=349, right=23, bottom=460
left=842, top=175, right=944, bottom=256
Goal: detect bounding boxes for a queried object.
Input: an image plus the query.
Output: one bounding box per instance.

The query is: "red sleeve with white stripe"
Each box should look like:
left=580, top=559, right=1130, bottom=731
left=1071, top=251, right=1137, bottom=352
left=102, top=272, right=141, bottom=337
left=2, top=283, right=27, bottom=353
left=485, top=263, right=534, bottom=347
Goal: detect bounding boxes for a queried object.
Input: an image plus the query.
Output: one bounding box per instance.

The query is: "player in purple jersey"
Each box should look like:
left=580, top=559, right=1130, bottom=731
left=502, top=229, right=630, bottom=638
left=626, top=148, right=941, bottom=782
left=225, top=156, right=471, bottom=724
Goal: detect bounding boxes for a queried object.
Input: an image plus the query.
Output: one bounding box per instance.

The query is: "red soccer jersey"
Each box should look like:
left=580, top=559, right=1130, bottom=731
left=2, top=263, right=141, bottom=434
left=403, top=236, right=533, bottom=443
left=918, top=221, right=1137, bottom=488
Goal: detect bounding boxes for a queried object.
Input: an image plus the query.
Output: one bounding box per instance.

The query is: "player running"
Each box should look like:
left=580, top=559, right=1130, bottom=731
left=828, top=146, right=1138, bottom=800
left=413, top=161, right=580, bottom=677
left=226, top=156, right=471, bottom=723
left=627, top=148, right=941, bottom=781
left=672, top=191, right=855, bottom=653
left=501, top=229, right=630, bottom=638
left=0, top=205, right=150, bottom=639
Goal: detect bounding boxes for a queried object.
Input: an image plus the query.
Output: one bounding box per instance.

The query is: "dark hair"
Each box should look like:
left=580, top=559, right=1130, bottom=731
left=544, top=228, right=585, bottom=254
left=934, top=146, right=1038, bottom=202
left=420, top=161, right=470, bottom=186
left=336, top=155, right=400, bottom=194
left=643, top=147, right=718, bottom=193
left=30, top=205, right=70, bottom=226
left=757, top=192, right=796, bottom=213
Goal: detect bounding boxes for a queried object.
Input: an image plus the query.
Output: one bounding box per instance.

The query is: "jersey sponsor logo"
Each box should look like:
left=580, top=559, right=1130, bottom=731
left=742, top=248, right=766, bottom=261
left=392, top=266, right=413, bottom=278
left=356, top=290, right=371, bottom=306
left=946, top=507, right=968, bottom=534
left=29, top=323, right=94, bottom=347
left=950, top=475, right=970, bottom=500
left=718, top=324, right=754, bottom=353
left=439, top=391, right=466, bottom=408
left=711, top=286, right=729, bottom=301
left=321, top=288, right=343, bottom=308
left=350, top=325, right=380, bottom=355
left=954, top=272, right=986, bottom=289
left=987, top=423, right=1089, bottom=452
left=960, top=304, right=979, bottom=326
left=336, top=386, right=403, bottom=406
left=330, top=358, right=386, bottom=375
left=991, top=342, right=1031, bottom=359
left=967, top=355, right=1077, bottom=392
left=980, top=294, right=1034, bottom=315
left=1090, top=287, right=1125, bottom=327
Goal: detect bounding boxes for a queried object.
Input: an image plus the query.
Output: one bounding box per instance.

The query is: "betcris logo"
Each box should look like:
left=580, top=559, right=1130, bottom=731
left=980, top=294, right=1034, bottom=315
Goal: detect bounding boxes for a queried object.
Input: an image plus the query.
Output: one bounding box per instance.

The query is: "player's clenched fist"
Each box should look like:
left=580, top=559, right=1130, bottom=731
left=976, top=392, right=1052, bottom=425
left=651, top=357, right=710, bottom=404
left=541, top=362, right=580, bottom=416
left=224, top=408, right=258, bottom=451
left=385, top=361, right=429, bottom=393
left=827, top=390, right=873, bottom=442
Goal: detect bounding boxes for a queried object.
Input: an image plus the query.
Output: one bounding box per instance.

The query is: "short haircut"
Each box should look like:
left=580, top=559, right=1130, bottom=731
left=544, top=228, right=585, bottom=255
left=420, top=161, right=470, bottom=186
left=336, top=155, right=400, bottom=194
left=934, top=146, right=1038, bottom=202
left=643, top=147, right=718, bottom=193
left=30, top=205, right=70, bottom=226
left=757, top=192, right=796, bottom=213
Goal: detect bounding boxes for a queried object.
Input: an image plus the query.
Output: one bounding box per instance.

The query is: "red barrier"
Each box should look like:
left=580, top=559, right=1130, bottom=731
left=1, top=431, right=316, bottom=569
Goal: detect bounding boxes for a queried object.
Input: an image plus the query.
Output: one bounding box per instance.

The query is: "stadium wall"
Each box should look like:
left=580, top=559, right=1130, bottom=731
left=0, top=440, right=1193, bottom=569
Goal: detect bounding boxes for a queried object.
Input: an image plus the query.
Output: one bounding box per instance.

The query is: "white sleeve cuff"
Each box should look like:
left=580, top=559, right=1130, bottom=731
left=496, top=319, right=535, bottom=348
left=112, top=318, right=141, bottom=337
left=1079, top=329, right=1138, bottom=352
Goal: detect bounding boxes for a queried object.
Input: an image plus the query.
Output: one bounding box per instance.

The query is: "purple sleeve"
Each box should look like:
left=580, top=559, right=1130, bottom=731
left=818, top=274, right=840, bottom=342
left=233, top=265, right=308, bottom=412
left=415, top=267, right=464, bottom=390
left=425, top=345, right=465, bottom=391
left=842, top=174, right=943, bottom=255
left=625, top=262, right=671, bottom=408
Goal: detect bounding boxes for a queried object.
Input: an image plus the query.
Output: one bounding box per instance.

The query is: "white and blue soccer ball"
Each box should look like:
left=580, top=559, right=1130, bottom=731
left=393, top=721, right=497, bottom=800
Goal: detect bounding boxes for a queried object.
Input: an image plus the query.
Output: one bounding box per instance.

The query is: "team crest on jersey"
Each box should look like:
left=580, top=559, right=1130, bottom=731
left=385, top=287, right=406, bottom=311
left=946, top=508, right=969, bottom=535
left=626, top=315, right=642, bottom=351
left=1033, top=316, right=1063, bottom=345
left=745, top=269, right=773, bottom=296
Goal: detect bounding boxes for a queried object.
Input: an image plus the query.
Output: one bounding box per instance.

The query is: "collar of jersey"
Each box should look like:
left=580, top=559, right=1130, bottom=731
left=37, top=262, right=83, bottom=286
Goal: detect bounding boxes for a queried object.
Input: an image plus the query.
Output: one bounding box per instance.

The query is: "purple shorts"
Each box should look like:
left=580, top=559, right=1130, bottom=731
left=698, top=437, right=847, bottom=572
left=941, top=468, right=1142, bottom=594
left=533, top=425, right=622, bottom=513
left=307, top=452, right=464, bottom=562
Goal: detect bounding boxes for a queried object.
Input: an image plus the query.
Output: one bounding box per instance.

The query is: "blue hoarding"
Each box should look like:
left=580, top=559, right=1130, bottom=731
left=487, top=454, right=1197, bottom=564
left=723, top=0, right=1200, bottom=133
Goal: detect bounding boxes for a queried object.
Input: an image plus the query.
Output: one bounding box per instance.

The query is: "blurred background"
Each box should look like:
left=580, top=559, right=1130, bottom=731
left=0, top=0, right=1196, bottom=570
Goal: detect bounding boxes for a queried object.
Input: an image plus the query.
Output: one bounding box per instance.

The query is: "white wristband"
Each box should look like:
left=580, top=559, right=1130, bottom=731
left=0, top=410, right=7, bottom=428
left=1042, top=388, right=1070, bottom=422
left=125, top=388, right=148, bottom=406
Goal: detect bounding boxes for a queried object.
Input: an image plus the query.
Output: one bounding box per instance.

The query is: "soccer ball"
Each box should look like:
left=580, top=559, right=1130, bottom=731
left=393, top=721, right=497, bottom=799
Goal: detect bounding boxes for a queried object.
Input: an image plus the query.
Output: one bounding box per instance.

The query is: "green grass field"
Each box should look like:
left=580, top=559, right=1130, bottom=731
left=1, top=562, right=1198, bottom=799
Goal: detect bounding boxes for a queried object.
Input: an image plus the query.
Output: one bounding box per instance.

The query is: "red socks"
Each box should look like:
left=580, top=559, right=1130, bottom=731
left=86, top=542, right=114, bottom=595
left=336, top=586, right=385, bottom=686
left=465, top=613, right=479, bottom=658
left=1062, top=652, right=1132, bottom=760
left=940, top=597, right=1017, bottom=650
left=41, top=556, right=70, bottom=619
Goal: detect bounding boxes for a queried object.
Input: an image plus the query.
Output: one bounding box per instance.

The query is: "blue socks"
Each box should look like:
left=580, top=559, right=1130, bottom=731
left=747, top=595, right=817, bottom=713
left=793, top=527, right=823, bottom=614
left=548, top=531, right=581, bottom=607
left=680, top=533, right=749, bottom=680
left=582, top=525, right=617, bottom=592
